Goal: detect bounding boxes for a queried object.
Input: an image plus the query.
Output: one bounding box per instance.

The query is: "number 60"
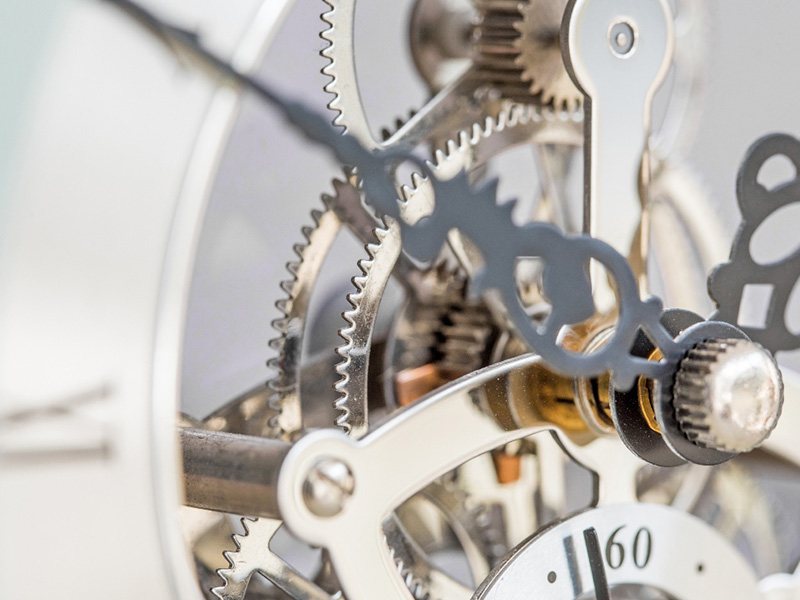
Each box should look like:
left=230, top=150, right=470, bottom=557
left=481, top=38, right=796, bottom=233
left=605, top=526, right=653, bottom=569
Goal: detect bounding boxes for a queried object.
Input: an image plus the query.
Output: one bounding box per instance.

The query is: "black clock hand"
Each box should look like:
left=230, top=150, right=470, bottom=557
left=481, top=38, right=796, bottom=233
left=584, top=527, right=612, bottom=600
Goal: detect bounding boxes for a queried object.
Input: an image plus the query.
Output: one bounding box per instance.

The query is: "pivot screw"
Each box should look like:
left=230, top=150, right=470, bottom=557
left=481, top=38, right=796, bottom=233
left=302, top=458, right=355, bottom=517
left=608, top=20, right=636, bottom=57
left=673, top=338, right=784, bottom=453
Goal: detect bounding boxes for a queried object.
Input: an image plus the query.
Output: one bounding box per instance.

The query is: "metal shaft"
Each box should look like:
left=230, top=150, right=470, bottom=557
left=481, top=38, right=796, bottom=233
left=181, top=427, right=289, bottom=519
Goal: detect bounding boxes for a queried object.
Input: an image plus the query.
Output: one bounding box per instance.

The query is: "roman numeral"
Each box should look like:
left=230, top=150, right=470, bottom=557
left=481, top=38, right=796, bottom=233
left=1, top=385, right=114, bottom=464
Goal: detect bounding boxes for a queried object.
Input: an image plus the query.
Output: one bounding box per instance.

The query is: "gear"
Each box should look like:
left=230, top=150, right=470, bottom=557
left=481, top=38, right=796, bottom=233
left=320, top=0, right=573, bottom=152
left=214, top=485, right=500, bottom=600
left=321, top=0, right=441, bottom=150
left=331, top=103, right=724, bottom=437
left=213, top=518, right=338, bottom=600
left=205, top=5, right=749, bottom=597
left=242, top=104, right=576, bottom=599
left=289, top=70, right=733, bottom=387
left=334, top=103, right=582, bottom=437
left=263, top=173, right=386, bottom=438
left=335, top=234, right=496, bottom=437
left=473, top=0, right=582, bottom=110
left=387, top=480, right=504, bottom=599
left=224, top=171, right=501, bottom=600
left=404, top=266, right=496, bottom=378
left=266, top=198, right=343, bottom=438
left=334, top=218, right=403, bottom=437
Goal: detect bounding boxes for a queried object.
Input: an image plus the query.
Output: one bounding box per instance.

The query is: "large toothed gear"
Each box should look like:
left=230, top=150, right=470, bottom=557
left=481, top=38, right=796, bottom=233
left=333, top=103, right=581, bottom=437
left=263, top=173, right=387, bottom=438
left=334, top=218, right=404, bottom=437
left=473, top=0, right=582, bottom=110
left=213, top=518, right=333, bottom=600
left=214, top=487, right=499, bottom=600
left=329, top=103, right=726, bottom=438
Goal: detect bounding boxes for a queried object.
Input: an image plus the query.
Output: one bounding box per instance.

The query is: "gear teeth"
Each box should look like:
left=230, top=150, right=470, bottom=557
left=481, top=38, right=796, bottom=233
left=320, top=0, right=345, bottom=129
left=213, top=518, right=287, bottom=600
left=410, top=172, right=427, bottom=190
left=266, top=188, right=347, bottom=437
left=212, top=518, right=256, bottom=600
left=400, top=185, right=414, bottom=205
left=445, top=138, right=459, bottom=157
left=322, top=2, right=424, bottom=145
left=386, top=537, right=431, bottom=600
left=422, top=103, right=556, bottom=179
left=473, top=0, right=583, bottom=110
left=278, top=279, right=293, bottom=295
left=334, top=221, right=394, bottom=436
left=266, top=220, right=316, bottom=435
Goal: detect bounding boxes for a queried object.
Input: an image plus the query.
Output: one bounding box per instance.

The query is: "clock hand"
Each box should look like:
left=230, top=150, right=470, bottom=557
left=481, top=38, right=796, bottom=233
left=583, top=527, right=611, bottom=600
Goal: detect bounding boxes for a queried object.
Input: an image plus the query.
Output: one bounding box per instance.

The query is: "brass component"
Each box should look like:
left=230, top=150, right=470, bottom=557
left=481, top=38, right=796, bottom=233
left=577, top=373, right=615, bottom=432
left=566, top=320, right=618, bottom=435
left=483, top=354, right=594, bottom=445
left=483, top=314, right=619, bottom=442
left=637, top=349, right=663, bottom=432
left=558, top=312, right=618, bottom=353
left=509, top=359, right=587, bottom=433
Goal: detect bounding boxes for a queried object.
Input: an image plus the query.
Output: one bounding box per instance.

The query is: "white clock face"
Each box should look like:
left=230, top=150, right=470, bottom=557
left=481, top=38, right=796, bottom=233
left=3, top=1, right=800, bottom=600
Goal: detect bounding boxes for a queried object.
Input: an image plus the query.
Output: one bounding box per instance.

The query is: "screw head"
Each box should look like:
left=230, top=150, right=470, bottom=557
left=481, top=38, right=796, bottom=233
left=608, top=20, right=636, bottom=57
left=302, top=458, right=355, bottom=517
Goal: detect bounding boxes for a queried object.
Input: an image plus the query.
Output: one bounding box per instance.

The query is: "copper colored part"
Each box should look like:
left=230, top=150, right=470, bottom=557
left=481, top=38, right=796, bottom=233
left=395, top=364, right=449, bottom=406
left=492, top=451, right=522, bottom=484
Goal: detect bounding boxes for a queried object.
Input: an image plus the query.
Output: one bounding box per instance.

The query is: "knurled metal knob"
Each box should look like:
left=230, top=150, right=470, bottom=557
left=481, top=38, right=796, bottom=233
left=673, top=338, right=784, bottom=453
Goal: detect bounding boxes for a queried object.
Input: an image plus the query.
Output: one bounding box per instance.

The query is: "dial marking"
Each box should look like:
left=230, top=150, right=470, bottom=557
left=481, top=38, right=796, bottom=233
left=1, top=385, right=114, bottom=464
left=562, top=533, right=583, bottom=596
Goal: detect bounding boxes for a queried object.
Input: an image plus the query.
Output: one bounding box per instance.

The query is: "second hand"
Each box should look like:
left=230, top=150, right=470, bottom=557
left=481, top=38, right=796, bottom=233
left=583, top=527, right=611, bottom=600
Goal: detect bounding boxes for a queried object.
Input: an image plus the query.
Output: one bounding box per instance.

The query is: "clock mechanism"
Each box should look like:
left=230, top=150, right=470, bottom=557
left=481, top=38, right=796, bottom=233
left=3, top=1, right=800, bottom=599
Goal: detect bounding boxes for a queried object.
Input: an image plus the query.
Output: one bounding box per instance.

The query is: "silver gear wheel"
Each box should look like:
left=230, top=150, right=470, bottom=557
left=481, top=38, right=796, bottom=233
left=213, top=481, right=499, bottom=600
left=214, top=19, right=721, bottom=598
left=334, top=102, right=583, bottom=437
left=473, top=0, right=582, bottom=110
left=320, top=0, right=550, bottom=151
left=265, top=173, right=386, bottom=438
left=213, top=518, right=339, bottom=600
left=204, top=108, right=723, bottom=600
left=267, top=111, right=426, bottom=438
left=215, top=180, right=502, bottom=600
